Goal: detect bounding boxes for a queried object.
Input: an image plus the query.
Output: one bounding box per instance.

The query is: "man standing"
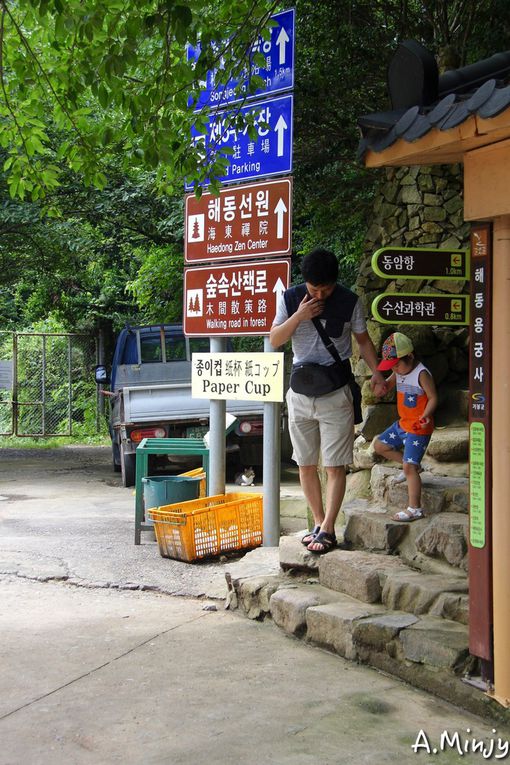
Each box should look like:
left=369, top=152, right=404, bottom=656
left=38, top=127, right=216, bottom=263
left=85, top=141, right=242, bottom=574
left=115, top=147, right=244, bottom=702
left=270, top=247, right=385, bottom=553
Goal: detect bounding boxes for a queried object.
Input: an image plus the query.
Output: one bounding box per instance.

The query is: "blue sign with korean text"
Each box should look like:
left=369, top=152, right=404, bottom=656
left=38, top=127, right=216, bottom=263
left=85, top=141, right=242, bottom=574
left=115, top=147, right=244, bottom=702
left=185, top=94, right=293, bottom=190
left=187, top=9, right=295, bottom=111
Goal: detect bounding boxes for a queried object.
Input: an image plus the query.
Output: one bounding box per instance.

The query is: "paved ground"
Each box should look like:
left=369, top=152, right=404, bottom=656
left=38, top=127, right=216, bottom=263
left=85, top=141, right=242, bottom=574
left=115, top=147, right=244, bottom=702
left=1, top=446, right=509, bottom=764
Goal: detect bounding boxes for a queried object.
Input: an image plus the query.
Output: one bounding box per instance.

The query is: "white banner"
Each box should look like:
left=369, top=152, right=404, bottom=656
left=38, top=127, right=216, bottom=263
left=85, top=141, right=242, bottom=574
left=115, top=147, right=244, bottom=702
left=191, top=352, right=285, bottom=402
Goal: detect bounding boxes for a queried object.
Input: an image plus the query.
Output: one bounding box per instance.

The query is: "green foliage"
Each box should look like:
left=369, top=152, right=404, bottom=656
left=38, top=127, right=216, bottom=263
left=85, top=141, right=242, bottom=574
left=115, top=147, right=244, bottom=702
left=125, top=244, right=185, bottom=323
left=0, top=0, right=278, bottom=200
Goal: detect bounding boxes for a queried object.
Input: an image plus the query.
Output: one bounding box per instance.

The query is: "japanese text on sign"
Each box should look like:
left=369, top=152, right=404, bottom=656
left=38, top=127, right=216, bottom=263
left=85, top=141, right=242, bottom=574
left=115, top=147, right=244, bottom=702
left=191, top=352, right=285, bottom=402
left=184, top=259, right=289, bottom=336
left=185, top=179, right=292, bottom=262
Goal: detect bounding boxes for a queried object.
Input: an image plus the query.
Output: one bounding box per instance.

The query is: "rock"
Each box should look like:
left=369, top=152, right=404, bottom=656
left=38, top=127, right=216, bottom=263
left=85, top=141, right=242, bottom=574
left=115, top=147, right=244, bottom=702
left=352, top=611, right=419, bottom=651
left=345, top=470, right=372, bottom=502
left=381, top=570, right=467, bottom=615
left=270, top=584, right=337, bottom=636
left=415, top=513, right=468, bottom=568
left=399, top=616, right=470, bottom=670
left=344, top=509, right=408, bottom=553
left=427, top=428, right=469, bottom=462
left=306, top=598, right=385, bottom=660
left=279, top=535, right=320, bottom=572
left=234, top=575, right=285, bottom=619
left=318, top=549, right=407, bottom=602
left=359, top=403, right=398, bottom=440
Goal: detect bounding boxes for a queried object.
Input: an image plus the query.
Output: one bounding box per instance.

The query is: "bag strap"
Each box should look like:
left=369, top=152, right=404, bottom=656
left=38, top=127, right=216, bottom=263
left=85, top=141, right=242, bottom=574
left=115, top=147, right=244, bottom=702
left=311, top=318, right=345, bottom=367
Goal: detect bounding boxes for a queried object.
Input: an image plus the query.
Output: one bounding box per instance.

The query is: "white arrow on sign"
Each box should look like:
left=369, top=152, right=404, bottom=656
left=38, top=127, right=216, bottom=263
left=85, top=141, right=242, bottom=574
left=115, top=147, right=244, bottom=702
left=274, top=198, right=287, bottom=239
left=276, top=27, right=290, bottom=66
left=275, top=114, right=288, bottom=157
left=272, top=277, right=286, bottom=297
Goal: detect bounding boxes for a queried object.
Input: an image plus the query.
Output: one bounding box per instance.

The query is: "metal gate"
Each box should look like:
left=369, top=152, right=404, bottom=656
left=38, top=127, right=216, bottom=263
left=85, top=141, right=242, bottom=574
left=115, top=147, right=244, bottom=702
left=0, top=332, right=99, bottom=437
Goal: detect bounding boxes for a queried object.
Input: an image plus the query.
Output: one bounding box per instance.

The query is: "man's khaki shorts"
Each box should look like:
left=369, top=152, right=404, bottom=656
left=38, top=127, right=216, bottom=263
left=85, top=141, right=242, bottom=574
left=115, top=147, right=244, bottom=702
left=286, top=384, right=354, bottom=467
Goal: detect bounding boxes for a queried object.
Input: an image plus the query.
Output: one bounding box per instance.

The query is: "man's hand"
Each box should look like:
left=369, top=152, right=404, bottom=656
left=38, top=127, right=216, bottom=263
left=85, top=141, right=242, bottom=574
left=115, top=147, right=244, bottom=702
left=370, top=370, right=387, bottom=394
left=295, top=293, right=324, bottom=321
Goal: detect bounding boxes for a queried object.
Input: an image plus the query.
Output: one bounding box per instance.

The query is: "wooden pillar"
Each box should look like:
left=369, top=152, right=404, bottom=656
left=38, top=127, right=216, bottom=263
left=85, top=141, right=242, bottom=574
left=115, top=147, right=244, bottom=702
left=491, top=215, right=510, bottom=707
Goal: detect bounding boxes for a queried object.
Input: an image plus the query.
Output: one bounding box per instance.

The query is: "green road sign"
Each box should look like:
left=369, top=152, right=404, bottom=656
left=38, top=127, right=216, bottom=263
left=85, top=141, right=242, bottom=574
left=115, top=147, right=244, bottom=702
left=371, top=293, right=469, bottom=325
left=371, top=247, right=470, bottom=280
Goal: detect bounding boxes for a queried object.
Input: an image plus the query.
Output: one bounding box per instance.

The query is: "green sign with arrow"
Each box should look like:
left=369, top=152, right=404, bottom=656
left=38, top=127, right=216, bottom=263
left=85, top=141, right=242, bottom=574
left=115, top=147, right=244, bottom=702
left=372, top=246, right=469, bottom=280
left=372, top=293, right=469, bottom=325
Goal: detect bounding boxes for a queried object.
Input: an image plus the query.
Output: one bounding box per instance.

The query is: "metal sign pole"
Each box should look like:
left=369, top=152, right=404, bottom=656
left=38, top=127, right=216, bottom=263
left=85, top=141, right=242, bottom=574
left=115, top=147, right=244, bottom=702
left=208, top=337, right=226, bottom=496
left=263, top=337, right=281, bottom=546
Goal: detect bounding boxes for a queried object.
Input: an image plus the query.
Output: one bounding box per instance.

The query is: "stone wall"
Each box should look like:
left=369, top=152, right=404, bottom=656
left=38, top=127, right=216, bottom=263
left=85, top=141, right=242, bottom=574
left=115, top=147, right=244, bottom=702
left=352, top=164, right=471, bottom=437
left=349, top=164, right=470, bottom=478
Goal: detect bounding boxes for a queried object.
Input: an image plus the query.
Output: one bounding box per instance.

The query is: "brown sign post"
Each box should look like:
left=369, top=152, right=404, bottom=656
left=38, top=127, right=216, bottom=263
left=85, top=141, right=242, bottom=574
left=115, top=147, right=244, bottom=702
left=185, top=179, right=292, bottom=263
left=468, top=222, right=493, bottom=670
left=184, top=259, right=290, bottom=336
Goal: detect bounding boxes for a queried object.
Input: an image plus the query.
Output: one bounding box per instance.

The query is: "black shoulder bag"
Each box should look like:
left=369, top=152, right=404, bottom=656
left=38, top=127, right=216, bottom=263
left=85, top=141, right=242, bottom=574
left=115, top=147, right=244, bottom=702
left=289, top=319, right=363, bottom=424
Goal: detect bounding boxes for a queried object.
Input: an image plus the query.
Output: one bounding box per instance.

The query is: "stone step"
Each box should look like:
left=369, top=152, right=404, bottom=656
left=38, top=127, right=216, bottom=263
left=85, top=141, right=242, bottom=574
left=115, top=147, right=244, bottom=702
left=277, top=536, right=467, bottom=624
left=224, top=546, right=507, bottom=719
left=370, top=464, right=468, bottom=514
left=318, top=549, right=408, bottom=602
left=381, top=568, right=468, bottom=622
left=344, top=506, right=468, bottom=574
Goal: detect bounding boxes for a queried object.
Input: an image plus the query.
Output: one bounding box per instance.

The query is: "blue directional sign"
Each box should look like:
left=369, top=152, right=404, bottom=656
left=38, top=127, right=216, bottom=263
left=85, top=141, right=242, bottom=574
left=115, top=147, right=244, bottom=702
left=185, top=94, right=293, bottom=190
left=187, top=9, right=295, bottom=111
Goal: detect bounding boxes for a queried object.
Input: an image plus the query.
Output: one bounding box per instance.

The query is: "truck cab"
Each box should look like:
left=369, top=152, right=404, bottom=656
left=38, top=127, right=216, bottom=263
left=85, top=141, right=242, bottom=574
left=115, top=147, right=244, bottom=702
left=95, top=324, right=265, bottom=486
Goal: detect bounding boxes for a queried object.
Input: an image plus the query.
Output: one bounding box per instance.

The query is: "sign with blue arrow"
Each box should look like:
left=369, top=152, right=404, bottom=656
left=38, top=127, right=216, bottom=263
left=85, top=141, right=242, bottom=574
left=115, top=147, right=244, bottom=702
left=187, top=9, right=295, bottom=111
left=186, top=94, right=293, bottom=189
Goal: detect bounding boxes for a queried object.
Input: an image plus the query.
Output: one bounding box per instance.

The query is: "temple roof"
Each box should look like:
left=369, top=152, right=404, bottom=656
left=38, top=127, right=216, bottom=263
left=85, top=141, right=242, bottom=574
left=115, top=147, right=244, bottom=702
left=358, top=42, right=510, bottom=167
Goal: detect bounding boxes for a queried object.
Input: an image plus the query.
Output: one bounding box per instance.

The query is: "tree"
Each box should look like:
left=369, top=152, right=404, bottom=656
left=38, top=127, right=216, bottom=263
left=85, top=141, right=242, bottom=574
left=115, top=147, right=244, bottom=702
left=0, top=0, right=278, bottom=201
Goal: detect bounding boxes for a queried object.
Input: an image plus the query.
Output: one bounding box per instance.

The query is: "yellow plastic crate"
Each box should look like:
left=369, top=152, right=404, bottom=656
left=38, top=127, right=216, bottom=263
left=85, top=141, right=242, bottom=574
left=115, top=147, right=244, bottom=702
left=147, top=492, right=263, bottom=562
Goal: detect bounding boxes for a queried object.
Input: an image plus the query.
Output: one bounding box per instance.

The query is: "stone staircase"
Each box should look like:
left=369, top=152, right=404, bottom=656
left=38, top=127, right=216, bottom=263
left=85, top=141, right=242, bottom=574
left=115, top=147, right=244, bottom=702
left=224, top=460, right=510, bottom=722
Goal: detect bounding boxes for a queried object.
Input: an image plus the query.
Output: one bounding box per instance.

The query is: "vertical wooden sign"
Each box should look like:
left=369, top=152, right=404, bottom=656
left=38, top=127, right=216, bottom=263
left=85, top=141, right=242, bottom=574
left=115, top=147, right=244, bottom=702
left=468, top=222, right=493, bottom=666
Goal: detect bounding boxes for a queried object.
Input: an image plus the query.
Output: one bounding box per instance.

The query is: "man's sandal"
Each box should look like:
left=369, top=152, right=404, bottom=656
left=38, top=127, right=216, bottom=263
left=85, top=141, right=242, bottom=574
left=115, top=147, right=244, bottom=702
left=392, top=507, right=424, bottom=522
left=307, top=530, right=336, bottom=554
left=301, top=525, right=321, bottom=546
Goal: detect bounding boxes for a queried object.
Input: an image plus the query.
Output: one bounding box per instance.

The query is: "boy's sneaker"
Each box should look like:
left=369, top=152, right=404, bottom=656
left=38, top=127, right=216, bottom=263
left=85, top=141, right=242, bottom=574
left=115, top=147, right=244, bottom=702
left=392, top=466, right=423, bottom=483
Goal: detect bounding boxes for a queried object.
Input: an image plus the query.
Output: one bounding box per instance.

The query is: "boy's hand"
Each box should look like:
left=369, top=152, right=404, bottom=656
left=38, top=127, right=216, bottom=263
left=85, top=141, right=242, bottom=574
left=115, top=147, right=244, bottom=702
left=412, top=417, right=430, bottom=432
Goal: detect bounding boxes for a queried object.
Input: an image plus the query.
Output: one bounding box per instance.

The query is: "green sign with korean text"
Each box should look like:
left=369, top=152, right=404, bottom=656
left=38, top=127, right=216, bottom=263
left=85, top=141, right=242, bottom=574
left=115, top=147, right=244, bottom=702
left=469, top=421, right=486, bottom=548
left=371, top=293, right=469, bottom=325
left=372, top=246, right=470, bottom=280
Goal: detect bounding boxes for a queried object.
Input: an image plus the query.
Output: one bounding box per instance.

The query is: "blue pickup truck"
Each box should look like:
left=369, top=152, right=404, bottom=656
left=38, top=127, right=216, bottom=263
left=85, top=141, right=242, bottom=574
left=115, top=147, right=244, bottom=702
left=95, top=324, right=266, bottom=486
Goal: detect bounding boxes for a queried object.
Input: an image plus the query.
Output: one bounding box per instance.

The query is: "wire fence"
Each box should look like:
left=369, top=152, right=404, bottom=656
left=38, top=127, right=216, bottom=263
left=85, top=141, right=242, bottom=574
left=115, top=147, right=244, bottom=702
left=0, top=332, right=99, bottom=437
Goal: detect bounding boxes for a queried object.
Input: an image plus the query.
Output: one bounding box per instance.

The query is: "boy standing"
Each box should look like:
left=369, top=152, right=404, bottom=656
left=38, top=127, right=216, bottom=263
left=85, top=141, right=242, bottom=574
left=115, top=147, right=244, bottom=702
left=373, top=332, right=438, bottom=521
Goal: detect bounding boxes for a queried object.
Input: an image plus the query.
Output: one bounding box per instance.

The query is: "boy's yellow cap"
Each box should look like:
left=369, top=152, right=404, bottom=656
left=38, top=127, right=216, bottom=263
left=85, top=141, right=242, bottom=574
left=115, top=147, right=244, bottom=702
left=377, top=332, right=414, bottom=371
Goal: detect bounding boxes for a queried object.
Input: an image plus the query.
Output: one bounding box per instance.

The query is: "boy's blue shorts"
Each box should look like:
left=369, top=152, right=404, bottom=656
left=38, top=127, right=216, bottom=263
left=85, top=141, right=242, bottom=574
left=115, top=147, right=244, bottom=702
left=377, top=421, right=431, bottom=466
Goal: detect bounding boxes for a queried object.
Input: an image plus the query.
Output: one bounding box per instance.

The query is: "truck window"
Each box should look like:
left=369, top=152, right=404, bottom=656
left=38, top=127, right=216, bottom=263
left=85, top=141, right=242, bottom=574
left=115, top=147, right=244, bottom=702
left=165, top=335, right=186, bottom=361
left=189, top=338, right=210, bottom=355
left=140, top=337, right=163, bottom=362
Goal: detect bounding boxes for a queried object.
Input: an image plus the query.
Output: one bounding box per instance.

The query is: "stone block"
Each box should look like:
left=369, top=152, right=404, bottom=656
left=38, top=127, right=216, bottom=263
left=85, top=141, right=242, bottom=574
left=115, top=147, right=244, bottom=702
left=415, top=513, right=468, bottom=568
left=269, top=585, right=333, bottom=636
left=427, top=428, right=469, bottom=462
left=352, top=435, right=379, bottom=470
left=381, top=570, right=468, bottom=615
left=352, top=611, right=418, bottom=651
left=279, top=535, right=320, bottom=572
left=318, top=549, right=407, bottom=602
left=400, top=616, right=469, bottom=670
left=344, top=510, right=408, bottom=553
left=234, top=575, right=285, bottom=619
left=306, top=598, right=384, bottom=660
left=429, top=592, right=469, bottom=624
left=344, top=470, right=372, bottom=502
left=359, top=403, right=398, bottom=440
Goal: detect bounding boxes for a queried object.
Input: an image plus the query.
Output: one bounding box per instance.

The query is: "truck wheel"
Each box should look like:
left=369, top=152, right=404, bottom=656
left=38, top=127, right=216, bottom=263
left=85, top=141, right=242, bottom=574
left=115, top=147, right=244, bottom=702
left=121, top=444, right=136, bottom=488
left=112, top=441, right=121, bottom=473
